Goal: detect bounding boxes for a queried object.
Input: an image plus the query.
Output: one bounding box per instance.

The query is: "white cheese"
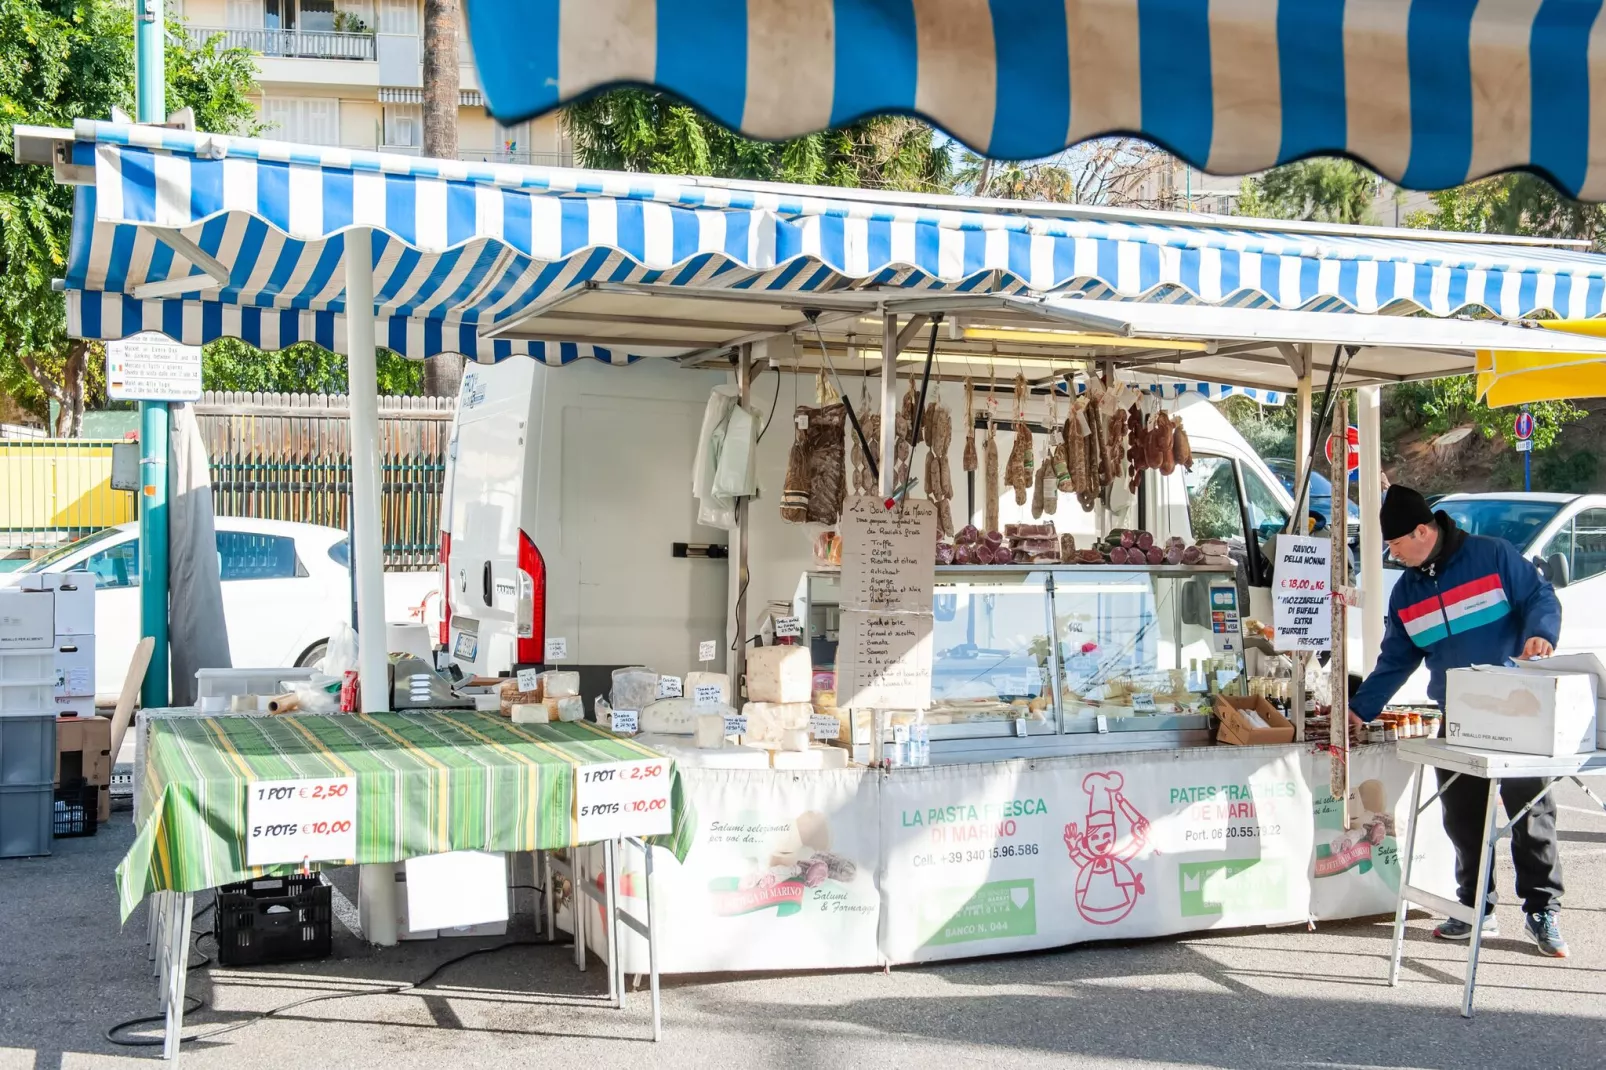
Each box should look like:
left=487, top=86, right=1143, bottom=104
left=551, top=695, right=585, bottom=722
left=611, top=667, right=660, bottom=712
left=684, top=671, right=731, bottom=705
left=539, top=670, right=580, bottom=698
left=642, top=697, right=736, bottom=735
left=694, top=713, right=726, bottom=749
left=745, top=645, right=812, bottom=704
left=741, top=701, right=812, bottom=744
left=511, top=703, right=548, bottom=724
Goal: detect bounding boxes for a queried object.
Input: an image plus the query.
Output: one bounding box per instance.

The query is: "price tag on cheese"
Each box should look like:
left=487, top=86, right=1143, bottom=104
left=545, top=637, right=568, bottom=661
left=809, top=713, right=841, bottom=741
left=774, top=615, right=802, bottom=638
left=574, top=759, right=672, bottom=842
left=516, top=668, right=540, bottom=692
left=610, top=709, right=638, bottom=735
left=657, top=675, right=682, bottom=699
left=698, top=640, right=717, bottom=662
left=693, top=683, right=723, bottom=707
left=1132, top=692, right=1156, bottom=712
left=723, top=714, right=748, bottom=736
left=246, top=777, right=357, bottom=867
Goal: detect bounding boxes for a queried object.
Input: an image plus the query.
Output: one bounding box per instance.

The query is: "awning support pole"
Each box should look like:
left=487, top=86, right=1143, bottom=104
left=734, top=344, right=752, bottom=691
left=1358, top=386, right=1384, bottom=673
left=1290, top=359, right=1314, bottom=743
left=880, top=311, right=900, bottom=499
left=344, top=227, right=389, bottom=712
left=1330, top=392, right=1352, bottom=830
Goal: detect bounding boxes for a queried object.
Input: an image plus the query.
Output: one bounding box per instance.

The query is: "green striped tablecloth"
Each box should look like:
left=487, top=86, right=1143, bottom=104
left=117, top=712, right=694, bottom=921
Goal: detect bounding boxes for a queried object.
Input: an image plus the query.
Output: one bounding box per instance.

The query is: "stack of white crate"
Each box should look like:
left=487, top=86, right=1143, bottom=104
left=0, top=573, right=96, bottom=857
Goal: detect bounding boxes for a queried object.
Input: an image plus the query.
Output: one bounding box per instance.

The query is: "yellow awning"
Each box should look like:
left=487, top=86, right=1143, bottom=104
left=1477, top=319, right=1606, bottom=407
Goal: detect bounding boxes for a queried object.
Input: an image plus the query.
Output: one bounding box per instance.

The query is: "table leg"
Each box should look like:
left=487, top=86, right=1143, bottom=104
left=644, top=840, right=661, bottom=1043
left=1389, top=765, right=1425, bottom=986
left=603, top=838, right=621, bottom=1009
left=1462, top=778, right=1501, bottom=1019
left=541, top=852, right=556, bottom=944
left=574, top=851, right=587, bottom=972
left=1572, top=777, right=1606, bottom=816
left=164, top=891, right=194, bottom=1063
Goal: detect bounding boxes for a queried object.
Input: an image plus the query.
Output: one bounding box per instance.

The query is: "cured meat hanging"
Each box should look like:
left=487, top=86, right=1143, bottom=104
left=962, top=377, right=978, bottom=474
left=779, top=401, right=848, bottom=525
left=923, top=398, right=955, bottom=536
left=1006, top=374, right=1032, bottom=506
left=983, top=416, right=1000, bottom=535
left=1173, top=414, right=1194, bottom=471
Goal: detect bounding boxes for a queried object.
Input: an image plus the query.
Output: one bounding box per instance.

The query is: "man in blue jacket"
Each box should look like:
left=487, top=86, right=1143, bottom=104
left=1351, top=486, right=1567, bottom=957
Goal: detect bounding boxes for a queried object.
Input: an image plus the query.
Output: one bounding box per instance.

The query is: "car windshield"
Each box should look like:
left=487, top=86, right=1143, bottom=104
left=15, top=528, right=124, bottom=573
left=1438, top=499, right=1565, bottom=551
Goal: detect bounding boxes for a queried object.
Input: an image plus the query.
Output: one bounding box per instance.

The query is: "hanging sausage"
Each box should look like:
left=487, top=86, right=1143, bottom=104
left=1006, top=374, right=1032, bottom=506
left=923, top=399, right=955, bottom=537
left=984, top=415, right=1001, bottom=535
left=962, top=377, right=978, bottom=474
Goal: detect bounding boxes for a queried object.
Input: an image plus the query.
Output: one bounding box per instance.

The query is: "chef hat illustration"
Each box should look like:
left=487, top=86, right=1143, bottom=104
left=1083, top=771, right=1124, bottom=831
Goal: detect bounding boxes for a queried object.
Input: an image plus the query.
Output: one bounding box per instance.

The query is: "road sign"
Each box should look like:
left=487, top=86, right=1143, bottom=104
left=1516, top=439, right=1533, bottom=453
left=1514, top=411, right=1535, bottom=441
left=1324, top=426, right=1360, bottom=473
left=106, top=333, right=202, bottom=402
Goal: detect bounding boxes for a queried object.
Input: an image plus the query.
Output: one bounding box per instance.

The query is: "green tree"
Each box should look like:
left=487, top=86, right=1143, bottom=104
left=563, top=90, right=954, bottom=193
left=1408, top=173, right=1606, bottom=246
left=0, top=1, right=258, bottom=434
left=201, top=338, right=422, bottom=395
left=1235, top=158, right=1381, bottom=225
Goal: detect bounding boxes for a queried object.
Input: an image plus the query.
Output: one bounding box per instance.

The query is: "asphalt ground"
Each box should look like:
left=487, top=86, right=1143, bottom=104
left=1, top=782, right=1602, bottom=1070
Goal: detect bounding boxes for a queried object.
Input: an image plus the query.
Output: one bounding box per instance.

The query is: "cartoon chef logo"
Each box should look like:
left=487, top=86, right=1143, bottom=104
left=1063, top=771, right=1152, bottom=925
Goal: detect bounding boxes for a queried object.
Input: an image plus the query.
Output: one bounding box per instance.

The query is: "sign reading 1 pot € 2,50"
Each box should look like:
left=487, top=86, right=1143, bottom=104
left=106, top=333, right=203, bottom=402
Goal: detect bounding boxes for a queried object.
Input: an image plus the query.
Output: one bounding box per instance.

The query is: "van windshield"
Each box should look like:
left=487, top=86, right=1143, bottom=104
left=1437, top=499, right=1563, bottom=552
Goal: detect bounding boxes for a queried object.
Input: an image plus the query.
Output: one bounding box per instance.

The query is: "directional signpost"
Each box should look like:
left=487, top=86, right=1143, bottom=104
left=1515, top=408, right=1534, bottom=490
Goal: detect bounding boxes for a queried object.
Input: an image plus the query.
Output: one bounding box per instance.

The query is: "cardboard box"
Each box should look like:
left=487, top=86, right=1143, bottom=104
left=52, top=636, right=94, bottom=699
left=1215, top=695, right=1295, bottom=746
left=0, top=590, right=54, bottom=649
left=56, top=715, right=111, bottom=787
left=1444, top=664, right=1597, bottom=757
left=96, top=783, right=110, bottom=823
left=18, top=573, right=94, bottom=636
left=1538, top=651, right=1606, bottom=751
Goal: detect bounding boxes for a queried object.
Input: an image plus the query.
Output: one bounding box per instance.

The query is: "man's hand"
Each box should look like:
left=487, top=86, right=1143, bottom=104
left=1349, top=711, right=1366, bottom=729
left=1521, top=636, right=1555, bottom=660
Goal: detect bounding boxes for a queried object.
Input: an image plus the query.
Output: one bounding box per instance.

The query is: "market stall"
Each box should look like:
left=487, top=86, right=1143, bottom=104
left=19, top=122, right=1606, bottom=986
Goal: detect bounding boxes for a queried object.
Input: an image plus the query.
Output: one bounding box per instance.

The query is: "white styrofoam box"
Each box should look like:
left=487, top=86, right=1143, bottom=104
left=357, top=862, right=438, bottom=940
left=53, top=696, right=95, bottom=720
left=1541, top=651, right=1606, bottom=750
left=18, top=573, right=94, bottom=636
left=194, top=667, right=315, bottom=700
left=53, top=636, right=94, bottom=698
left=403, top=850, right=509, bottom=932
left=1445, top=664, right=1597, bottom=757
left=0, top=650, right=54, bottom=683
left=0, top=590, right=53, bottom=649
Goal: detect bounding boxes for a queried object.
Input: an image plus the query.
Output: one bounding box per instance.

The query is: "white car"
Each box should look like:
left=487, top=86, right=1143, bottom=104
left=5, top=518, right=440, bottom=700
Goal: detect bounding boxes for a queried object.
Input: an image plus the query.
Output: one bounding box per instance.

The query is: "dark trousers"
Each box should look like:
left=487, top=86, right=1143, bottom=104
left=1436, top=766, right=1564, bottom=915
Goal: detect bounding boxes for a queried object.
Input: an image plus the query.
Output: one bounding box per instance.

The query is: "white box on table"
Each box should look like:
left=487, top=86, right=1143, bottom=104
left=53, top=636, right=94, bottom=698
left=1444, top=664, right=1597, bottom=757
left=1539, top=650, right=1606, bottom=751
left=17, top=572, right=94, bottom=635
left=0, top=590, right=53, bottom=649
left=403, top=850, right=509, bottom=932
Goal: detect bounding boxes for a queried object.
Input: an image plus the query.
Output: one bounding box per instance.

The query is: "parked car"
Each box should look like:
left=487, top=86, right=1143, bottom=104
left=4, top=518, right=439, bottom=700
left=1263, top=457, right=1362, bottom=529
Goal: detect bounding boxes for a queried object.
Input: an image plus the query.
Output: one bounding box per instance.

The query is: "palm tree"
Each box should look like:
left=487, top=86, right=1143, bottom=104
left=420, top=0, right=463, bottom=397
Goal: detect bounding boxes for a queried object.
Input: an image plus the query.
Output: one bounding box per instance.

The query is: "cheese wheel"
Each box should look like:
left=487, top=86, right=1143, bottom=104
left=643, top=698, right=736, bottom=735
left=745, top=645, right=812, bottom=703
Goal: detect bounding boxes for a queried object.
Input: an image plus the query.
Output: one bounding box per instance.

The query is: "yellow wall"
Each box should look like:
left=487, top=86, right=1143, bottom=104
left=0, top=441, right=136, bottom=531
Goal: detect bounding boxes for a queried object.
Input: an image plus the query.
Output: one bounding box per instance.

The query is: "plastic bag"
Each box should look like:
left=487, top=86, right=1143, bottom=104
left=323, top=622, right=358, bottom=677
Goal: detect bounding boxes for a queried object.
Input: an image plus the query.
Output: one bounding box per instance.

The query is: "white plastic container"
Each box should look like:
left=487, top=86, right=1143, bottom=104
left=195, top=667, right=316, bottom=702
left=0, top=680, right=53, bottom=716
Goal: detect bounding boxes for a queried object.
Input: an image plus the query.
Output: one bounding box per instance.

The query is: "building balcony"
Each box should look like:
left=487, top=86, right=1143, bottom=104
left=187, top=25, right=376, bottom=62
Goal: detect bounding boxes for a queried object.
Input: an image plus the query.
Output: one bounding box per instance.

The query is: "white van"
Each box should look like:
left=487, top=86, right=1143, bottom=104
left=439, top=367, right=1309, bottom=684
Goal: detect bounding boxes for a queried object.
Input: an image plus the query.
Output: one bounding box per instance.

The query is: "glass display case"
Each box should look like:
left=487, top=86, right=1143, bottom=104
left=802, top=565, right=1244, bottom=761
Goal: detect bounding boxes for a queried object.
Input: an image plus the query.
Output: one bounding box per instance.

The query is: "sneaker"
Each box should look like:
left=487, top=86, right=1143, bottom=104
left=1434, top=914, right=1498, bottom=941
left=1523, top=911, right=1569, bottom=958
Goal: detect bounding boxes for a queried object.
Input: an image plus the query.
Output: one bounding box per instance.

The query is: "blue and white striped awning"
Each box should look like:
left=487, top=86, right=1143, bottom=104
left=466, top=0, right=1606, bottom=202
left=38, top=121, right=1606, bottom=364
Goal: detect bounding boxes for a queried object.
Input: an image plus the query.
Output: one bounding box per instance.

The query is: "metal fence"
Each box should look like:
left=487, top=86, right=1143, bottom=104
left=186, top=26, right=377, bottom=61
left=0, top=439, right=135, bottom=563
left=196, top=392, right=454, bottom=571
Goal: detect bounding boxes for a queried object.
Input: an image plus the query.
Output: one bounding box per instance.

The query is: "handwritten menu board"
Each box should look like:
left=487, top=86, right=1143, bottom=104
left=836, top=611, right=934, bottom=710
left=838, top=496, right=936, bottom=710
left=840, top=496, right=935, bottom=613
left=1273, top=535, right=1331, bottom=651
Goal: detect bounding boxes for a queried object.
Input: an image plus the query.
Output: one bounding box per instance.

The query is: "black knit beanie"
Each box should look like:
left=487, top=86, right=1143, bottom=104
left=1379, top=485, right=1435, bottom=541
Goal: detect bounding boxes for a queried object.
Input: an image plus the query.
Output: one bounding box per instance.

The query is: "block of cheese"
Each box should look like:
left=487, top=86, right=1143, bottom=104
left=539, top=670, right=580, bottom=698
left=745, top=645, right=812, bottom=703
left=694, top=713, right=726, bottom=749
left=779, top=727, right=810, bottom=752
left=611, top=667, right=660, bottom=712
left=771, top=745, right=850, bottom=770
left=685, top=671, right=731, bottom=705
left=742, top=701, right=812, bottom=745
left=511, top=703, right=548, bottom=724
left=642, top=698, right=736, bottom=735
left=544, top=694, right=585, bottom=722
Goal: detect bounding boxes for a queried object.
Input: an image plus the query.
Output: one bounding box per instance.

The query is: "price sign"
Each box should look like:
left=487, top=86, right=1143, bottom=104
left=694, top=684, right=724, bottom=707
left=698, top=640, right=717, bottom=662
left=657, top=675, right=682, bottom=698
left=246, top=777, right=357, bottom=866
left=545, top=637, right=568, bottom=661
left=610, top=709, right=638, bottom=735
left=723, top=714, right=749, bottom=736
left=774, top=615, right=803, bottom=638
left=809, top=713, right=841, bottom=741
left=574, top=759, right=672, bottom=842
left=1096, top=714, right=1110, bottom=734
left=516, top=668, right=540, bottom=692
left=1131, top=692, right=1156, bottom=712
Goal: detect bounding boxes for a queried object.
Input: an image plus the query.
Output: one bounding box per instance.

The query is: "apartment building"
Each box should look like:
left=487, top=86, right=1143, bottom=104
left=175, top=0, right=574, bottom=165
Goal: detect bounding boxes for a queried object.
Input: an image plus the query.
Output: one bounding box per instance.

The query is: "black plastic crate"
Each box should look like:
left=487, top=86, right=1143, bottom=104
left=215, top=873, right=333, bottom=967
left=52, top=779, right=98, bottom=838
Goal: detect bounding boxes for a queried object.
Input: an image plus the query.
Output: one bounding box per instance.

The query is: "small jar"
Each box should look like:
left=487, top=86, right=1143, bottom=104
left=1367, top=722, right=1386, bottom=745
left=1384, top=722, right=1399, bottom=743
